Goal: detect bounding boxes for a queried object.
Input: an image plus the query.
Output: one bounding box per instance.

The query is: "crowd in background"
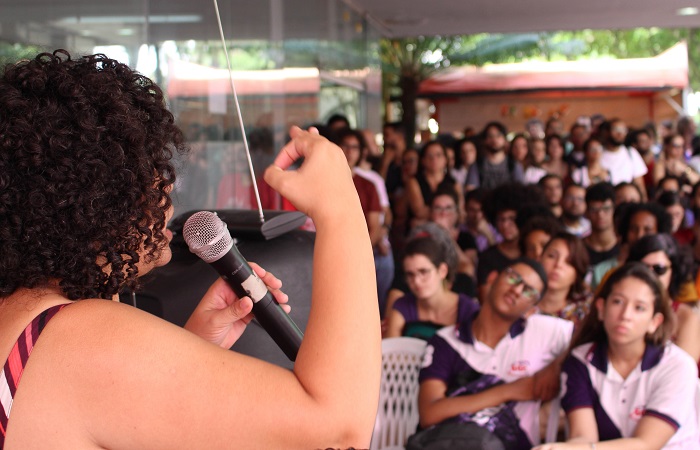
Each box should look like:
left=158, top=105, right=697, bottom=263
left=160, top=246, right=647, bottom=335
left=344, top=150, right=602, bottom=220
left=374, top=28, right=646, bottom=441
left=316, top=112, right=700, bottom=448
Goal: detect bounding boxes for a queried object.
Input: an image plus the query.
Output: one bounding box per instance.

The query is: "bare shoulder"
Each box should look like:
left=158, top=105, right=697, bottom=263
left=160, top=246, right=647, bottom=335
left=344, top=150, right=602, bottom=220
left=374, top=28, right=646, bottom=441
left=6, top=299, right=318, bottom=449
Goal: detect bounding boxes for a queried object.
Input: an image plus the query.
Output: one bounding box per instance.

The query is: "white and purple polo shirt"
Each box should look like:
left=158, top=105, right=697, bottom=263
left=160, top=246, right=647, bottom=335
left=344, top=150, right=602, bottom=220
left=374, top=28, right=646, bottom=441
left=561, top=341, right=700, bottom=448
left=419, top=311, right=573, bottom=449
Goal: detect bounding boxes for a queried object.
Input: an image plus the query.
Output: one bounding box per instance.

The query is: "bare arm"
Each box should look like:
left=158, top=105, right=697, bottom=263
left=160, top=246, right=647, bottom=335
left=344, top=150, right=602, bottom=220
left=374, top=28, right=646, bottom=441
left=534, top=410, right=675, bottom=450
left=11, top=127, right=381, bottom=450
left=384, top=308, right=406, bottom=338
left=406, top=177, right=430, bottom=220
left=367, top=210, right=383, bottom=247
left=673, top=303, right=700, bottom=362
left=418, top=376, right=535, bottom=428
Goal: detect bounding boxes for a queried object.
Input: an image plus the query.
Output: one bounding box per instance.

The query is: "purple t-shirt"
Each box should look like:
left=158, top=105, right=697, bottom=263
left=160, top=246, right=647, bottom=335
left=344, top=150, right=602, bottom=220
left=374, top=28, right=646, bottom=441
left=392, top=293, right=478, bottom=341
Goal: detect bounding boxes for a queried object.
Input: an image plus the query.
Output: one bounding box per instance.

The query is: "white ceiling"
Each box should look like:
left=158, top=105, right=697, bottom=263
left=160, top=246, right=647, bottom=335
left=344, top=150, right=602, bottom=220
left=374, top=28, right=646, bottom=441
left=5, top=0, right=700, bottom=50
left=345, top=0, right=700, bottom=37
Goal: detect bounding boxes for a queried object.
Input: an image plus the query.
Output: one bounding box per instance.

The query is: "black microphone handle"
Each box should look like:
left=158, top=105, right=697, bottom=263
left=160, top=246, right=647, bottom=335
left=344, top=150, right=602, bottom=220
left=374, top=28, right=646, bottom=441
left=209, top=246, right=303, bottom=361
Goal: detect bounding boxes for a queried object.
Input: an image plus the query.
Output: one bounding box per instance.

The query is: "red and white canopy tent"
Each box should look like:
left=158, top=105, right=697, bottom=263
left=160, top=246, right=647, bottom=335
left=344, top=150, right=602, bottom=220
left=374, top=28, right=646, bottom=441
left=418, top=42, right=689, bottom=133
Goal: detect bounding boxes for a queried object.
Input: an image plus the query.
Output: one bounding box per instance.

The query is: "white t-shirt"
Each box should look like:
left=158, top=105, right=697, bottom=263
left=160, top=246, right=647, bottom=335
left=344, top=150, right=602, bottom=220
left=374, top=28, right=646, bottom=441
left=600, top=146, right=648, bottom=185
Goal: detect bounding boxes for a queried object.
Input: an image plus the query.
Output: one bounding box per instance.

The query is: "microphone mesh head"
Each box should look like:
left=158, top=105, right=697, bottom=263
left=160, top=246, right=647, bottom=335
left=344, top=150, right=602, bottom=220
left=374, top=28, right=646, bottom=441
left=182, top=211, right=234, bottom=263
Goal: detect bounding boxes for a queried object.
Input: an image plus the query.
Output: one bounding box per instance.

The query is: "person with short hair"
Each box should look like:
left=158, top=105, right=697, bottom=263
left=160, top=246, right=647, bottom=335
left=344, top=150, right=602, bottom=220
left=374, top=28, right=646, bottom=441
left=561, top=184, right=591, bottom=238
left=583, top=182, right=619, bottom=267
left=417, top=259, right=573, bottom=450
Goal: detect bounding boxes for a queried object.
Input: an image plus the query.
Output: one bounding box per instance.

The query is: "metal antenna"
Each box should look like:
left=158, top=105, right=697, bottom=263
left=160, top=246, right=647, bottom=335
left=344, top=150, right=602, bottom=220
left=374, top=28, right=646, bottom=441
left=212, top=0, right=265, bottom=224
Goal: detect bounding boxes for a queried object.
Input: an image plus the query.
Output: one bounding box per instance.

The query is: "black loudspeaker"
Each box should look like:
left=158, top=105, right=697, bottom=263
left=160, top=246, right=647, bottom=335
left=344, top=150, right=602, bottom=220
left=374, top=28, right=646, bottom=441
left=125, top=209, right=314, bottom=370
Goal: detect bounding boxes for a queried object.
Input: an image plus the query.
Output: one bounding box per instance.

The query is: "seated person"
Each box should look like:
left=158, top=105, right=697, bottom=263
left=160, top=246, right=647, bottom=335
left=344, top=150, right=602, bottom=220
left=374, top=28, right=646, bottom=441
left=417, top=259, right=573, bottom=450
left=384, top=235, right=479, bottom=341
left=519, top=213, right=564, bottom=260
left=534, top=263, right=699, bottom=449
left=429, top=187, right=478, bottom=278
left=537, top=232, right=592, bottom=327
left=627, top=233, right=700, bottom=363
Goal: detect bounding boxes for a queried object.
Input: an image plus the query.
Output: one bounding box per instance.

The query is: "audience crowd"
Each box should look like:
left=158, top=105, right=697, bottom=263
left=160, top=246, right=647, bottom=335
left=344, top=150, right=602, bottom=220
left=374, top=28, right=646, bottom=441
left=325, top=113, right=700, bottom=449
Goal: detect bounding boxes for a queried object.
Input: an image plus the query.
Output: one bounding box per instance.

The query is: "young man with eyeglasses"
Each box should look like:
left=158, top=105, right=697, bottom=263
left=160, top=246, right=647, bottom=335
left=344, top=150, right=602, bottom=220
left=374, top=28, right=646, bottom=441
left=583, top=182, right=619, bottom=267
left=416, top=259, right=573, bottom=450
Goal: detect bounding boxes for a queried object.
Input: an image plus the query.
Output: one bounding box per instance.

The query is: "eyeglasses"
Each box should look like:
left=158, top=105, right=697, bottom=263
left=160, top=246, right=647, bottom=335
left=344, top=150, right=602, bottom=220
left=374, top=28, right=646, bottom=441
left=563, top=195, right=585, bottom=203
left=645, top=263, right=670, bottom=276
left=405, top=267, right=436, bottom=282
left=432, top=205, right=456, bottom=214
left=504, top=267, right=541, bottom=302
left=588, top=204, right=614, bottom=214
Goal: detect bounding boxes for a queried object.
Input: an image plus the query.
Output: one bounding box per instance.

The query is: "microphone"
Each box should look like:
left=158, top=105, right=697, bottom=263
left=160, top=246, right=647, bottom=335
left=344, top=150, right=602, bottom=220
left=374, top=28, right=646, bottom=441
left=182, top=211, right=304, bottom=361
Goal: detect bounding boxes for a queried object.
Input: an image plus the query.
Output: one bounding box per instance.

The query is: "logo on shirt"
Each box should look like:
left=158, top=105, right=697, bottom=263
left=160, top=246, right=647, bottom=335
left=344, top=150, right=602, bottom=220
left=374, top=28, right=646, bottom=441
left=509, top=360, right=530, bottom=375
left=422, top=345, right=435, bottom=369
left=630, top=405, right=645, bottom=421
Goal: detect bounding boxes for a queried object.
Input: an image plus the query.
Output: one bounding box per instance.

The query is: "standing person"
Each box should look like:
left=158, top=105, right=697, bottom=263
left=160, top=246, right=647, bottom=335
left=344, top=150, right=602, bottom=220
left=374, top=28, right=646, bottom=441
left=337, top=127, right=394, bottom=315
left=407, top=140, right=463, bottom=225
left=600, top=118, right=649, bottom=200
left=0, top=51, right=380, bottom=449
left=466, top=121, right=524, bottom=191
left=384, top=236, right=478, bottom=341
left=534, top=263, right=699, bottom=450
left=416, top=259, right=573, bottom=450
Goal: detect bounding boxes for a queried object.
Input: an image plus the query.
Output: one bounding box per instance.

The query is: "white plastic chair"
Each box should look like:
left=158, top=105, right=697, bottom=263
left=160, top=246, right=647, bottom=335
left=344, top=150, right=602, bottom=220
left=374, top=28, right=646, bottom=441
left=370, top=337, right=428, bottom=450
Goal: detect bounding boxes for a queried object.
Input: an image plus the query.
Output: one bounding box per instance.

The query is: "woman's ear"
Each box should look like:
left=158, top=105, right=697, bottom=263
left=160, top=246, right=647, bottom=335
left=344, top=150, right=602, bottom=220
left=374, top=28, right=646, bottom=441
left=595, top=297, right=605, bottom=321
left=438, top=262, right=449, bottom=280
left=647, top=312, right=664, bottom=335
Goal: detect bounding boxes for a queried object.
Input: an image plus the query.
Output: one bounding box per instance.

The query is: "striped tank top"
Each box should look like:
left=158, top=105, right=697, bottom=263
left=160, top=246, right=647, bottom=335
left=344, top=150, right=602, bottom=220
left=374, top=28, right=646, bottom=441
left=0, top=304, right=68, bottom=447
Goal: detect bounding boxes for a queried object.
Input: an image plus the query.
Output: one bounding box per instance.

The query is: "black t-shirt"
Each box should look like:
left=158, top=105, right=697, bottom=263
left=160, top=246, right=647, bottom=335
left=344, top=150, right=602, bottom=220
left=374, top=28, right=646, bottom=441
left=585, top=242, right=620, bottom=267
left=457, top=230, right=478, bottom=252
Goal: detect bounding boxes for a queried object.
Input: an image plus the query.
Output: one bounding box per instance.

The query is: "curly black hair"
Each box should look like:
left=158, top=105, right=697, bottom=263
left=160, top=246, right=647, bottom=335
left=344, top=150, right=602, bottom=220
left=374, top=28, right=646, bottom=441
left=0, top=50, right=186, bottom=300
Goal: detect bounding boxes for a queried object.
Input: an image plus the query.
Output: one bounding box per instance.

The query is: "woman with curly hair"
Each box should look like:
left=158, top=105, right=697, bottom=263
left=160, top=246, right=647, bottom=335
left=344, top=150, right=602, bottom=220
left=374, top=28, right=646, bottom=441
left=0, top=50, right=380, bottom=448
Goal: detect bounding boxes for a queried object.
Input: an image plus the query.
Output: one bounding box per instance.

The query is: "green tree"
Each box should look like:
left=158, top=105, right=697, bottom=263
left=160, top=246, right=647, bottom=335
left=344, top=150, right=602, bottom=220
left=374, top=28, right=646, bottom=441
left=381, top=36, right=459, bottom=145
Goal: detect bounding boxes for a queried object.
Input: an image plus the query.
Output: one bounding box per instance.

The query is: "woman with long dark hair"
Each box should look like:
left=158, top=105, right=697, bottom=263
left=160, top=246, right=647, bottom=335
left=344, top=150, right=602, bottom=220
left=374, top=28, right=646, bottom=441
left=537, top=233, right=591, bottom=326
left=627, top=233, right=700, bottom=362
left=534, top=263, right=698, bottom=449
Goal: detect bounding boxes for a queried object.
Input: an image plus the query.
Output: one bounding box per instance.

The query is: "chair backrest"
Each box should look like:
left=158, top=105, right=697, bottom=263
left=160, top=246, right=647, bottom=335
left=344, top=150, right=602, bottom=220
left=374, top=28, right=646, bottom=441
left=370, top=337, right=428, bottom=450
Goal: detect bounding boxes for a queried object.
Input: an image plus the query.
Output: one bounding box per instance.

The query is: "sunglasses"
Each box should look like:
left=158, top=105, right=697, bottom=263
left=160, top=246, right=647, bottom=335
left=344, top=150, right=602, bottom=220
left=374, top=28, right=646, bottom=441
left=504, top=267, right=541, bottom=302
left=645, top=264, right=670, bottom=276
